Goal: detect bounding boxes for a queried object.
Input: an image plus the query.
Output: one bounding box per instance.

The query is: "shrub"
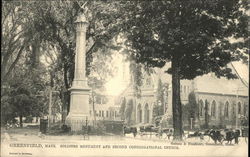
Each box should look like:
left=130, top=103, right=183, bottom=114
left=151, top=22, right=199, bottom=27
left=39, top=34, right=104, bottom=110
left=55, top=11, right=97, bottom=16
left=61, top=124, right=71, bottom=133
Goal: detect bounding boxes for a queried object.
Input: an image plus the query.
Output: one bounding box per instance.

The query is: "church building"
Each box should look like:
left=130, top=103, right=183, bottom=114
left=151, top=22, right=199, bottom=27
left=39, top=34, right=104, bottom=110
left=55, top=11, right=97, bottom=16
left=117, top=62, right=249, bottom=129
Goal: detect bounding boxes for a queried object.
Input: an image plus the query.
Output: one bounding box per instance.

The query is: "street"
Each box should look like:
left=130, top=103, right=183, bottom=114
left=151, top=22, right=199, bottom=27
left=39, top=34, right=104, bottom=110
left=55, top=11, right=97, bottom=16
left=1, top=128, right=248, bottom=157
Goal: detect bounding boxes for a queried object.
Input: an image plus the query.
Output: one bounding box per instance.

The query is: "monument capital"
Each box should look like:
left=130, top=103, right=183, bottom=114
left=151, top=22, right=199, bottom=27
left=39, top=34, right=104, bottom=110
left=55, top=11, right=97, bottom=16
left=75, top=13, right=88, bottom=24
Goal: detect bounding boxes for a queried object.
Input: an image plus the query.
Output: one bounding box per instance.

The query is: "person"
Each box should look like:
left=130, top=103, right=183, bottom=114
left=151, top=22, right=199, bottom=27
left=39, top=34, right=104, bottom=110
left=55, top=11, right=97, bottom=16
left=234, top=129, right=240, bottom=144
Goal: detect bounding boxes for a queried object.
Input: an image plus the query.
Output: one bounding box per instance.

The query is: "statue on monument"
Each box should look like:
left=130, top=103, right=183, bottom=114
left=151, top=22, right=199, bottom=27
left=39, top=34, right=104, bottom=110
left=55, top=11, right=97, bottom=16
left=77, top=1, right=89, bottom=17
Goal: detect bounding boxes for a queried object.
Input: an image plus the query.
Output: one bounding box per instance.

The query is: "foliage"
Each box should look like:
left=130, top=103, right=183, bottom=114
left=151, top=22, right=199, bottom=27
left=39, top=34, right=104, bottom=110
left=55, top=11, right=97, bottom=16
left=28, top=1, right=127, bottom=119
left=1, top=1, right=42, bottom=91
left=1, top=56, right=48, bottom=126
left=156, top=79, right=164, bottom=106
left=119, top=98, right=126, bottom=121
left=182, top=91, right=198, bottom=128
left=122, top=0, right=249, bottom=140
left=125, top=99, right=134, bottom=125
left=188, top=91, right=198, bottom=119
left=153, top=116, right=162, bottom=127
left=153, top=104, right=164, bottom=119
left=153, top=79, right=164, bottom=118
left=129, top=61, right=143, bottom=98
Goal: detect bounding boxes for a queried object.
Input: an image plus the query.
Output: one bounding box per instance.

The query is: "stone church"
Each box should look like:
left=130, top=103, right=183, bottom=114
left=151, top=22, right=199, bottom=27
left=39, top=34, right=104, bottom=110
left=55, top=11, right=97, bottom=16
left=118, top=62, right=248, bottom=129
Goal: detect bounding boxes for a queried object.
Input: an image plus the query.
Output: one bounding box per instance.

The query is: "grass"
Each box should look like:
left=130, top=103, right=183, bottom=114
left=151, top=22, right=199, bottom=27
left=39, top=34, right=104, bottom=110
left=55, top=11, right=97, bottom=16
left=2, top=127, right=39, bottom=135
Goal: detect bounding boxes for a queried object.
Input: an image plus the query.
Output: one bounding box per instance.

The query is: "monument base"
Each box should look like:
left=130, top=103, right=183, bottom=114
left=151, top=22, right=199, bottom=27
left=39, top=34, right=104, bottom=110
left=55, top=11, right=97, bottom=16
left=65, top=113, right=92, bottom=132
left=65, top=83, right=91, bottom=132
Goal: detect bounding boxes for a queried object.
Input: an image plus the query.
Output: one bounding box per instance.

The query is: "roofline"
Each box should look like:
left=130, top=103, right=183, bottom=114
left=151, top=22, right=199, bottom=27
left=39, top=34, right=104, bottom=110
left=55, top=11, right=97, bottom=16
left=195, top=91, right=248, bottom=98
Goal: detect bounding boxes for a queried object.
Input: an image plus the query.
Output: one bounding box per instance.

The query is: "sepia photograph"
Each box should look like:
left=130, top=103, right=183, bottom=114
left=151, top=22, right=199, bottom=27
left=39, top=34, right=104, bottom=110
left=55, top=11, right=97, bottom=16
left=1, top=0, right=249, bottom=157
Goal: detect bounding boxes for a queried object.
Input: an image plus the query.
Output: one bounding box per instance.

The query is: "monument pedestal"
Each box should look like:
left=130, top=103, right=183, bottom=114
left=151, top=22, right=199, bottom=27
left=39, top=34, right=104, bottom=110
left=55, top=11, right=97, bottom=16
left=65, top=85, right=91, bottom=131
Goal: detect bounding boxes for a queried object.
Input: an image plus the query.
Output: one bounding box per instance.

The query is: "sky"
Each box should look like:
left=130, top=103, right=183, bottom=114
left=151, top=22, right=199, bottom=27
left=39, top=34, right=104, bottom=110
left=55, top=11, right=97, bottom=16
left=104, top=53, right=130, bottom=96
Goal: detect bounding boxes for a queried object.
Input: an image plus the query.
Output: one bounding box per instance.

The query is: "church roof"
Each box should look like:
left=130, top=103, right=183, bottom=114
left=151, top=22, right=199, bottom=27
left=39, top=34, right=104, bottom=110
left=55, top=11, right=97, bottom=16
left=194, top=62, right=248, bottom=96
left=194, top=74, right=248, bottom=96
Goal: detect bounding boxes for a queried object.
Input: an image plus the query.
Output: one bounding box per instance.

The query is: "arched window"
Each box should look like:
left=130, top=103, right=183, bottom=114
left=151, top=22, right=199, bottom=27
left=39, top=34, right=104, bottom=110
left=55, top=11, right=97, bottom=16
left=224, top=101, right=229, bottom=118
left=199, top=100, right=204, bottom=117
left=211, top=101, right=216, bottom=117
left=238, top=102, right=241, bottom=115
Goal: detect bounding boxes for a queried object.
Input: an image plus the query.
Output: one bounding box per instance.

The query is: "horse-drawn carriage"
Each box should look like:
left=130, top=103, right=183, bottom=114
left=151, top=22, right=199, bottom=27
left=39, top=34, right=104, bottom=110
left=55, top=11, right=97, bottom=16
left=241, top=127, right=248, bottom=144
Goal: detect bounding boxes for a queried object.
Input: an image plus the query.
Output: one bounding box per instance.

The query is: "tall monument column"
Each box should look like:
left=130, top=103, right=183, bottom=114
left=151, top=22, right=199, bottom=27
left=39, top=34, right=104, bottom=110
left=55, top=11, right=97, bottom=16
left=65, top=13, right=91, bottom=131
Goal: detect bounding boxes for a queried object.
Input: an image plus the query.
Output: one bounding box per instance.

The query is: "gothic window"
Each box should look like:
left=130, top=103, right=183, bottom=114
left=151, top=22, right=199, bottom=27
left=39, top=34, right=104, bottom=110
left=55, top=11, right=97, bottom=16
left=224, top=101, right=229, bottom=118
left=184, top=86, right=186, bottom=94
left=106, top=111, right=109, bottom=117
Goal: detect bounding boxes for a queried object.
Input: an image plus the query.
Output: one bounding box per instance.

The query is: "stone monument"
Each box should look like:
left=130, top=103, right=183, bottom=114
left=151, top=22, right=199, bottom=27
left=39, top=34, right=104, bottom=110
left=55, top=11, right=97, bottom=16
left=65, top=12, right=91, bottom=131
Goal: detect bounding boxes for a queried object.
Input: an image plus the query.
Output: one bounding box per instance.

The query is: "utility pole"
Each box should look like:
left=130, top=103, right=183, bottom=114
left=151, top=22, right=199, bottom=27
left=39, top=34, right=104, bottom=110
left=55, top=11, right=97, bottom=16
left=91, top=88, right=96, bottom=126
left=233, top=87, right=245, bottom=129
left=236, top=89, right=238, bottom=129
left=190, top=118, right=193, bottom=130
left=48, top=87, right=52, bottom=129
left=48, top=88, right=59, bottom=129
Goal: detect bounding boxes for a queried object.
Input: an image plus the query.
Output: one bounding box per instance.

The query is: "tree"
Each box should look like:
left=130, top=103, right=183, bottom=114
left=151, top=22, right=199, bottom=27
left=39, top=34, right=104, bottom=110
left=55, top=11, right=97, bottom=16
left=153, top=79, right=165, bottom=123
left=187, top=92, right=198, bottom=122
left=125, top=99, right=134, bottom=125
left=156, top=79, right=164, bottom=114
left=129, top=61, right=143, bottom=98
left=1, top=63, right=48, bottom=127
left=182, top=92, right=198, bottom=129
left=30, top=1, right=126, bottom=121
left=119, top=98, right=126, bottom=121
left=123, top=0, right=249, bottom=140
left=1, top=1, right=41, bottom=93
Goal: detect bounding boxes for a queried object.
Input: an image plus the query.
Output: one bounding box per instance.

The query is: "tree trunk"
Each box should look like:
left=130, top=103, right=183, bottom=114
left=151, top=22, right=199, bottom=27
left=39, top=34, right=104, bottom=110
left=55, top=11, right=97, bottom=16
left=62, top=90, right=70, bottom=124
left=19, top=115, right=23, bottom=128
left=171, top=56, right=183, bottom=141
